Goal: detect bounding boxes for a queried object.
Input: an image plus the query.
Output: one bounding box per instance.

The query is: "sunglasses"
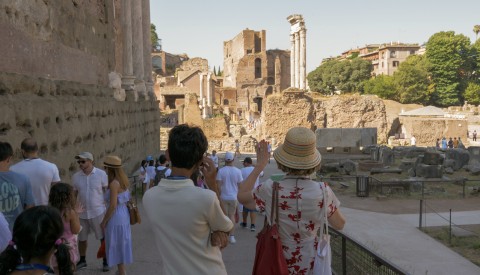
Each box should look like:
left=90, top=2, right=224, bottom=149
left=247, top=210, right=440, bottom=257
left=77, top=160, right=86, bottom=164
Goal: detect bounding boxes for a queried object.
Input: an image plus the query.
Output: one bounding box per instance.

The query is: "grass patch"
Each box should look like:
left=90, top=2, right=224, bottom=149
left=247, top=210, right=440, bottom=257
left=423, top=225, right=480, bottom=267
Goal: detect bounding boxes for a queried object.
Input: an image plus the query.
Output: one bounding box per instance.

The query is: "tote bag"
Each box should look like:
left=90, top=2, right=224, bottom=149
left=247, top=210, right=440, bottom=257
left=252, top=181, right=289, bottom=275
left=313, top=182, right=332, bottom=275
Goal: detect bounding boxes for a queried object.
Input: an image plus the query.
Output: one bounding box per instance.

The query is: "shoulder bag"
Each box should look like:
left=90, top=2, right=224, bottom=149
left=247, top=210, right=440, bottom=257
left=127, top=198, right=141, bottom=225
left=252, top=181, right=289, bottom=275
left=313, top=182, right=332, bottom=275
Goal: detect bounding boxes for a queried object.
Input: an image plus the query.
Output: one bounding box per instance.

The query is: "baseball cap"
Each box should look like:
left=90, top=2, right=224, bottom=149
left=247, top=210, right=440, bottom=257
left=225, top=152, right=234, bottom=161
left=75, top=152, right=94, bottom=161
left=243, top=157, right=252, bottom=164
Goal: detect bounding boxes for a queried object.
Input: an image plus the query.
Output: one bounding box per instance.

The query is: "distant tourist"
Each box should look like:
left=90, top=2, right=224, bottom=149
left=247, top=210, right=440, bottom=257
left=453, top=137, right=459, bottom=148
left=234, top=140, right=241, bottom=158
left=209, top=150, right=219, bottom=170
left=239, top=157, right=263, bottom=232
left=137, top=160, right=148, bottom=194
left=435, top=138, right=440, bottom=148
left=410, top=135, right=416, bottom=146
left=10, top=138, right=61, bottom=206
left=458, top=137, right=465, bottom=149
left=441, top=137, right=447, bottom=149
left=448, top=137, right=454, bottom=148
left=473, top=130, right=477, bottom=141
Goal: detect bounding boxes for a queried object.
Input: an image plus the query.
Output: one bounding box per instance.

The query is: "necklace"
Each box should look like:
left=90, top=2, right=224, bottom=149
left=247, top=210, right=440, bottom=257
left=16, top=263, right=53, bottom=272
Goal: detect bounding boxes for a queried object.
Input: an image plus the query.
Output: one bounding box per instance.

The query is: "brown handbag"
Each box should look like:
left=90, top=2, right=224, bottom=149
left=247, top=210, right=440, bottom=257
left=127, top=199, right=141, bottom=225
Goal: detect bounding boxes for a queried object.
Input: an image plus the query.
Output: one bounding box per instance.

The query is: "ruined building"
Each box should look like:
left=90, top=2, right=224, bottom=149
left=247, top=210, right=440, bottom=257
left=222, top=29, right=290, bottom=117
left=0, top=0, right=160, bottom=177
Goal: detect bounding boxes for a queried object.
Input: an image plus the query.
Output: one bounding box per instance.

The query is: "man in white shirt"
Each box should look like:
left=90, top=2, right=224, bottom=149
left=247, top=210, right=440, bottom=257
left=216, top=151, right=243, bottom=244
left=72, top=152, right=109, bottom=271
left=411, top=135, right=416, bottom=146
left=143, top=124, right=232, bottom=275
left=240, top=157, right=263, bottom=232
left=209, top=150, right=219, bottom=170
left=10, top=138, right=60, bottom=206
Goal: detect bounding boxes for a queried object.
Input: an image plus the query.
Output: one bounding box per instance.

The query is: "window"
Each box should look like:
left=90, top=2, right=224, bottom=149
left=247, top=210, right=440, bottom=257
left=255, top=58, right=262, bottom=79
left=223, top=99, right=229, bottom=105
left=393, top=61, right=399, bottom=67
left=390, top=51, right=396, bottom=58
left=382, top=62, right=384, bottom=68
left=246, top=49, right=252, bottom=54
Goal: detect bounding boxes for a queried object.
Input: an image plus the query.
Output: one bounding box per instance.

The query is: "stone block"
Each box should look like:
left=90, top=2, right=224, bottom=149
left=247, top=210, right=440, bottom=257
left=339, top=159, right=356, bottom=175
left=379, top=146, right=394, bottom=165
left=468, top=146, right=480, bottom=165
left=416, top=164, right=443, bottom=178
left=400, top=160, right=416, bottom=172
left=445, top=149, right=470, bottom=171
left=422, top=151, right=443, bottom=165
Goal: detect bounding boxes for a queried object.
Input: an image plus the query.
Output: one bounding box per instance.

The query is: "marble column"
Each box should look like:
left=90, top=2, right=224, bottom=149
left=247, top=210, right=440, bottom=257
left=142, top=0, right=154, bottom=98
left=207, top=72, right=212, bottom=107
left=299, top=29, right=307, bottom=90
left=199, top=73, right=204, bottom=102
left=131, top=0, right=146, bottom=98
left=294, top=32, right=300, bottom=88
left=121, top=0, right=135, bottom=96
left=290, top=34, right=295, bottom=88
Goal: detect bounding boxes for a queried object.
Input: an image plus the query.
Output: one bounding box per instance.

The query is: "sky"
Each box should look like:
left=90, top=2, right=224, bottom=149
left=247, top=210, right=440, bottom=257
left=150, top=0, right=480, bottom=73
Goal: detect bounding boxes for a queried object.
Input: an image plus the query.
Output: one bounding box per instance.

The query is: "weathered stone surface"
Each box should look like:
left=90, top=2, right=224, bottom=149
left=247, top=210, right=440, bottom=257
left=400, top=160, right=416, bottom=172
left=378, top=146, right=394, bottom=165
left=445, top=149, right=470, bottom=171
left=416, top=164, right=443, bottom=178
left=339, top=160, right=356, bottom=175
left=444, top=167, right=454, bottom=174
left=469, top=165, right=480, bottom=175
left=423, top=151, right=443, bottom=165
left=467, top=146, right=480, bottom=165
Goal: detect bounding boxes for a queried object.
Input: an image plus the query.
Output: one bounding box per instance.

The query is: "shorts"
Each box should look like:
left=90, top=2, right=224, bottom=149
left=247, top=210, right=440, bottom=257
left=221, top=200, right=238, bottom=217
left=78, top=213, right=105, bottom=241
left=243, top=206, right=258, bottom=213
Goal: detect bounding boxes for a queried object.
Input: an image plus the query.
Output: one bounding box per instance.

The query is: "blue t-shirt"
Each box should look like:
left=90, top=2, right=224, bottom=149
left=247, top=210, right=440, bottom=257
left=0, top=171, right=35, bottom=231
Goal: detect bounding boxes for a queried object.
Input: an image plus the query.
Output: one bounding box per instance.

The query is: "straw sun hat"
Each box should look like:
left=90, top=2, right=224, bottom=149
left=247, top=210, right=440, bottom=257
left=103, top=155, right=123, bottom=168
left=273, top=127, right=322, bottom=170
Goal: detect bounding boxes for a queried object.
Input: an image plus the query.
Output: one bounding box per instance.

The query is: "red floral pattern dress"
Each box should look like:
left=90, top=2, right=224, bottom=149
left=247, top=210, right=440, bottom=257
left=253, top=177, right=340, bottom=275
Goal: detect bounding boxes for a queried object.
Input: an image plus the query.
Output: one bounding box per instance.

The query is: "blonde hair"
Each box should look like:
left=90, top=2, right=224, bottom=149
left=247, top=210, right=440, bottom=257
left=106, top=167, right=130, bottom=190
left=277, top=162, right=320, bottom=176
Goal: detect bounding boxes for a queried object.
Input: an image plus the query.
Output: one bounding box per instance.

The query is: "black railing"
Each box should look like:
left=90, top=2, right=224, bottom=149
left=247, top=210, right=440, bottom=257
left=330, top=227, right=408, bottom=275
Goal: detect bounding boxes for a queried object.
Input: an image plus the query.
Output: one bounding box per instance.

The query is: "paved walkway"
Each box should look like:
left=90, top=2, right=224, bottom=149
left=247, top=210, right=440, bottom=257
left=77, top=155, right=480, bottom=275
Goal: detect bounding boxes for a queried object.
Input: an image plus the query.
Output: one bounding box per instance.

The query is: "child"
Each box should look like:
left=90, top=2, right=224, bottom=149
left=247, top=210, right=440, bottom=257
left=49, top=183, right=81, bottom=273
left=0, top=206, right=73, bottom=275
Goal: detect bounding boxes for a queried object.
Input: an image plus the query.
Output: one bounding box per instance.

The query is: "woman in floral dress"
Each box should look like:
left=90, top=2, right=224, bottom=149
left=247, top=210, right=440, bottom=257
left=238, top=127, right=346, bottom=274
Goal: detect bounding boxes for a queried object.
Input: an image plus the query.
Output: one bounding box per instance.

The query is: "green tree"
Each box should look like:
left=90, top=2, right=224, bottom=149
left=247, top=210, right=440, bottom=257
left=363, top=75, right=397, bottom=100
left=464, top=82, right=480, bottom=105
left=151, top=23, right=160, bottom=51
left=426, top=31, right=472, bottom=106
left=474, top=25, right=480, bottom=41
left=393, top=54, right=432, bottom=104
left=307, top=58, right=372, bottom=94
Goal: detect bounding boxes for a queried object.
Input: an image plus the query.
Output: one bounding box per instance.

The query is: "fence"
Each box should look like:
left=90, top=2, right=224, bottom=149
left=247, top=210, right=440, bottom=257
left=330, top=227, right=407, bottom=275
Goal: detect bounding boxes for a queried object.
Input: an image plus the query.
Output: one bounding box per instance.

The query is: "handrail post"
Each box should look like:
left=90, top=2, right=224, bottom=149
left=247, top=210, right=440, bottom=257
left=419, top=199, right=423, bottom=230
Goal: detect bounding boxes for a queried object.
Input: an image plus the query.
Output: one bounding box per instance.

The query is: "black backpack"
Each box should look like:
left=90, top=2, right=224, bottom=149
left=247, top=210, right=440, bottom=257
left=154, top=167, right=169, bottom=186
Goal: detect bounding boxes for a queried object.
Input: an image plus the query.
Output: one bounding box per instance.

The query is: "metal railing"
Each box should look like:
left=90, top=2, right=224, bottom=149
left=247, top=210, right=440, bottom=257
left=330, top=227, right=408, bottom=275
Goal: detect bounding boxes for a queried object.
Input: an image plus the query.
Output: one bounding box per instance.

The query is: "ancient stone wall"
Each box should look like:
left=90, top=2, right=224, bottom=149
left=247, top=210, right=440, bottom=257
left=0, top=1, right=161, bottom=178
left=399, top=117, right=467, bottom=146
left=263, top=90, right=388, bottom=144
left=0, top=73, right=160, bottom=178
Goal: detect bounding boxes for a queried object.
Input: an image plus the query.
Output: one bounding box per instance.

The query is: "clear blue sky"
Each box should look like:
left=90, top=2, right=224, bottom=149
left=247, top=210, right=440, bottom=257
left=150, top=0, right=479, bottom=73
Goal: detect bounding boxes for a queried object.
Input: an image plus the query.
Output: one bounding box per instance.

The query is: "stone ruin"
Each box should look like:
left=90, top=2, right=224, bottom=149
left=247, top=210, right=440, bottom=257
left=0, top=1, right=160, bottom=178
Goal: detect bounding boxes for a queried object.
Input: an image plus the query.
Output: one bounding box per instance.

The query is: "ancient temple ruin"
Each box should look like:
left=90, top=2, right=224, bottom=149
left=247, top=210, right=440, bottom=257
left=287, top=14, right=307, bottom=90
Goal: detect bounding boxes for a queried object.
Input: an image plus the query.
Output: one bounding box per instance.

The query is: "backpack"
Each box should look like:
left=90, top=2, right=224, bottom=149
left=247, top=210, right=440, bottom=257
left=154, top=167, right=169, bottom=186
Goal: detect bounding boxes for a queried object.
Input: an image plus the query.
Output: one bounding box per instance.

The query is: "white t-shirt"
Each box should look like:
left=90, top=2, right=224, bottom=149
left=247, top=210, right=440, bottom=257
left=241, top=166, right=264, bottom=189
left=411, top=136, right=416, bottom=146
left=156, top=165, right=172, bottom=177
left=72, top=167, right=108, bottom=219
left=145, top=166, right=156, bottom=182
left=143, top=178, right=233, bottom=275
left=10, top=158, right=61, bottom=206
left=209, top=155, right=219, bottom=168
left=216, top=166, right=243, bottom=200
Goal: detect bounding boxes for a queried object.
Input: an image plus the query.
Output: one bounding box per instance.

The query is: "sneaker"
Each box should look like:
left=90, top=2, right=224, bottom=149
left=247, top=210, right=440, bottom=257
left=76, top=260, right=87, bottom=270
left=250, top=224, right=256, bottom=232
left=229, top=235, right=236, bottom=244
left=102, top=262, right=109, bottom=272
left=240, top=222, right=247, bottom=228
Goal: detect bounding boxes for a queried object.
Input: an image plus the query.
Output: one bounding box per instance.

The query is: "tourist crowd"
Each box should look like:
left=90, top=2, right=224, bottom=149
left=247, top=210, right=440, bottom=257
left=0, top=124, right=346, bottom=275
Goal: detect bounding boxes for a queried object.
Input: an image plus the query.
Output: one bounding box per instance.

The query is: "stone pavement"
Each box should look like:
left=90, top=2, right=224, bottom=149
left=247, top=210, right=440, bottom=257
left=77, top=155, right=480, bottom=275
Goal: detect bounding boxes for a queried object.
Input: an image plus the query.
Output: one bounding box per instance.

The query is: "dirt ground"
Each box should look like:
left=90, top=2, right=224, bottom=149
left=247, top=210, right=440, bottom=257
left=337, top=194, right=480, bottom=214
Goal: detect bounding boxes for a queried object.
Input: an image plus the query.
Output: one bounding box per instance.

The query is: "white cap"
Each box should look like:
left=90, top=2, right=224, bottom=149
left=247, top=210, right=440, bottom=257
left=225, top=152, right=234, bottom=161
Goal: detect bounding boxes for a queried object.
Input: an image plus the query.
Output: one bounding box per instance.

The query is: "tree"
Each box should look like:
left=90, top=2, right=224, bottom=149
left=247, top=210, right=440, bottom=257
left=426, top=31, right=472, bottom=106
left=213, top=66, right=216, bottom=76
left=151, top=23, right=160, bottom=51
left=307, top=58, right=372, bottom=94
left=393, top=54, right=432, bottom=104
left=464, top=82, right=480, bottom=105
left=363, top=75, right=397, bottom=100
left=474, top=25, right=480, bottom=41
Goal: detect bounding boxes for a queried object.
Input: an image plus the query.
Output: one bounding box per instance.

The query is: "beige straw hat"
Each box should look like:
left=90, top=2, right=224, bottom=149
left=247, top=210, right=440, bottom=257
left=103, top=155, right=123, bottom=168
left=273, top=127, right=322, bottom=170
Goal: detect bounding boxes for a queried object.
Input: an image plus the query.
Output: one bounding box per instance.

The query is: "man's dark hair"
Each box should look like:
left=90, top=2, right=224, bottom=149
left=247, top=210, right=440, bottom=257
left=158, top=154, right=167, bottom=165
left=168, top=124, right=208, bottom=169
left=0, top=142, right=13, bottom=161
left=20, top=138, right=38, bottom=154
